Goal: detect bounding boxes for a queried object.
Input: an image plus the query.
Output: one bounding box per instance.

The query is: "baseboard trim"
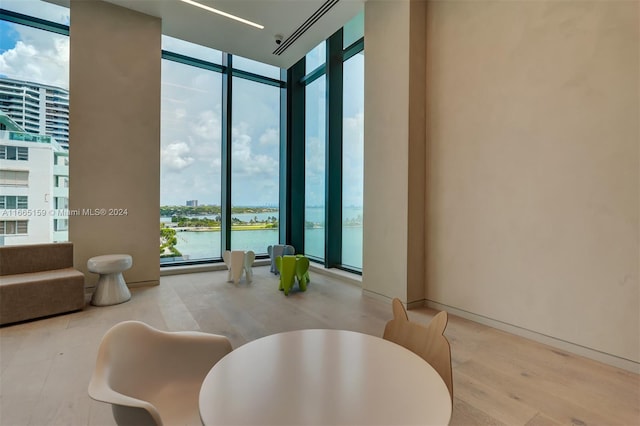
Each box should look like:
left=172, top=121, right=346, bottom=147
left=362, top=289, right=391, bottom=304
left=309, top=264, right=362, bottom=287
left=84, top=279, right=159, bottom=294
left=424, top=299, right=640, bottom=374
left=360, top=290, right=424, bottom=310
left=159, top=259, right=270, bottom=277
left=128, top=280, right=159, bottom=288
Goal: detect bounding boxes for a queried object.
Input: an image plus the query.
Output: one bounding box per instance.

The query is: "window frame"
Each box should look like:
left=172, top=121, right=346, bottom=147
left=0, top=220, right=29, bottom=235
left=0, top=195, right=28, bottom=209
left=288, top=27, right=365, bottom=274
left=159, top=48, right=286, bottom=267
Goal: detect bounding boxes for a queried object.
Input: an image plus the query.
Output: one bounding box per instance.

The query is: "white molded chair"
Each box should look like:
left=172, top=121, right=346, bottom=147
left=88, top=321, right=232, bottom=426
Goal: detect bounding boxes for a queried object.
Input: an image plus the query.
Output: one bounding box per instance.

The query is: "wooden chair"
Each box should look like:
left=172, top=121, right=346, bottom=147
left=383, top=298, right=453, bottom=400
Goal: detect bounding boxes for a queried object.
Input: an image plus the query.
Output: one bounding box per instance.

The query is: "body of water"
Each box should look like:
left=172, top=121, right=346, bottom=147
left=162, top=207, right=363, bottom=269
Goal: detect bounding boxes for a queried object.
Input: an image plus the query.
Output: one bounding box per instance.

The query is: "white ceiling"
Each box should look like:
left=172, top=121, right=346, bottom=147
left=48, top=0, right=364, bottom=69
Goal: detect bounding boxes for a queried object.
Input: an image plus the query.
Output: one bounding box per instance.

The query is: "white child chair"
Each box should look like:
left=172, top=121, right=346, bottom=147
left=222, top=250, right=255, bottom=284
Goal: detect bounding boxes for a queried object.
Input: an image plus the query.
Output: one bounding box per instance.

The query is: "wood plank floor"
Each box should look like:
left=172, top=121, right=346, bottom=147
left=1, top=266, right=638, bottom=425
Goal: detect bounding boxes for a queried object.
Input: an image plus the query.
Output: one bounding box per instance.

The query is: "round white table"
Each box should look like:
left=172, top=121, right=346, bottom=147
left=199, top=329, right=452, bottom=426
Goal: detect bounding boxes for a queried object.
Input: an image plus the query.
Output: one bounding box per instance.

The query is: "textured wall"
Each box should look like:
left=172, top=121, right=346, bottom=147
left=363, top=0, right=411, bottom=301
left=425, top=0, right=639, bottom=363
left=69, top=0, right=161, bottom=287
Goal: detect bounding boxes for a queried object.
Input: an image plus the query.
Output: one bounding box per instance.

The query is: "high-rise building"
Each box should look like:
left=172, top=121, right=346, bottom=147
left=0, top=77, right=70, bottom=149
left=186, top=200, right=198, bottom=207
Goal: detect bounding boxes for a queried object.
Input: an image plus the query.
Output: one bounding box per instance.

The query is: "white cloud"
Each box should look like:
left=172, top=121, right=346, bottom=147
left=161, top=142, right=195, bottom=172
left=232, top=123, right=278, bottom=179
left=175, top=108, right=187, bottom=120
left=1, top=0, right=69, bottom=25
left=191, top=109, right=221, bottom=140
left=232, top=128, right=252, bottom=162
left=259, top=128, right=279, bottom=146
left=342, top=112, right=364, bottom=207
left=0, top=24, right=69, bottom=89
left=343, top=112, right=364, bottom=166
left=305, top=135, right=325, bottom=177
left=160, top=58, right=283, bottom=206
left=1, top=8, right=286, bottom=208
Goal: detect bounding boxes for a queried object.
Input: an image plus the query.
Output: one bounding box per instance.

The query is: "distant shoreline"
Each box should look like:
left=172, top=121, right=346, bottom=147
left=170, top=226, right=362, bottom=232
left=173, top=225, right=279, bottom=232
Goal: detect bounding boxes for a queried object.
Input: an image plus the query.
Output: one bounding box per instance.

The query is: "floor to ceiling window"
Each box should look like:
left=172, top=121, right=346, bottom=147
left=160, top=53, right=222, bottom=262
left=0, top=2, right=362, bottom=274
left=230, top=76, right=280, bottom=253
left=341, top=11, right=365, bottom=270
left=341, top=51, right=364, bottom=269
left=294, top=12, right=365, bottom=271
left=304, top=75, right=327, bottom=260
left=160, top=38, right=284, bottom=264
left=0, top=2, right=70, bottom=246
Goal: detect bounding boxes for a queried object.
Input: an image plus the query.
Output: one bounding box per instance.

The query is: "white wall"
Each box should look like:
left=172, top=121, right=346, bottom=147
left=425, top=0, right=639, bottom=365
left=363, top=0, right=639, bottom=369
left=362, top=0, right=412, bottom=301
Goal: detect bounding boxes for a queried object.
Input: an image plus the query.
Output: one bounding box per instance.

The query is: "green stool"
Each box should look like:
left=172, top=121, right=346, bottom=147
left=295, top=254, right=311, bottom=287
left=276, top=255, right=310, bottom=296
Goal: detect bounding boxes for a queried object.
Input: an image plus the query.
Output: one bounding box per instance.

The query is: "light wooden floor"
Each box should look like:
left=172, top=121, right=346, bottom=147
left=1, top=266, right=638, bottom=425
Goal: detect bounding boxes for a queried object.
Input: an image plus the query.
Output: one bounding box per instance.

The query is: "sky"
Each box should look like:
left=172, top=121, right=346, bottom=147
left=159, top=41, right=282, bottom=207
left=0, top=0, right=364, bottom=209
left=0, top=0, right=69, bottom=24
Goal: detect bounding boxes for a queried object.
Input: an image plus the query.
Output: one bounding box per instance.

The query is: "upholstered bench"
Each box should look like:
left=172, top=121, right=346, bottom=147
left=0, top=242, right=85, bottom=325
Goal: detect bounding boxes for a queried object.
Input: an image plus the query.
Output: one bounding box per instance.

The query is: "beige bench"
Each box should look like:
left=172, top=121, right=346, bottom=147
left=0, top=242, right=85, bottom=326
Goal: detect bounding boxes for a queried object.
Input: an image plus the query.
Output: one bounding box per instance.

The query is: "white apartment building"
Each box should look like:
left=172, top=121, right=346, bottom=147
left=0, top=77, right=70, bottom=149
left=0, top=113, right=69, bottom=246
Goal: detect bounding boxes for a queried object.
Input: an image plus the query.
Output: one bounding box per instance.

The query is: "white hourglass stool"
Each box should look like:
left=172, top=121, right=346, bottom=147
left=88, top=254, right=132, bottom=306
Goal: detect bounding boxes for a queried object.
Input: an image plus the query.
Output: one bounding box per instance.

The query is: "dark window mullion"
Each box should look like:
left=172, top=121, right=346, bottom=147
left=279, top=68, right=289, bottom=244
left=286, top=58, right=306, bottom=252
left=221, top=53, right=233, bottom=252
left=231, top=69, right=285, bottom=88
left=162, top=52, right=286, bottom=88
left=300, top=64, right=326, bottom=86
left=343, top=37, right=364, bottom=61
left=161, top=51, right=224, bottom=73
left=0, top=9, right=68, bottom=36
left=325, top=29, right=343, bottom=268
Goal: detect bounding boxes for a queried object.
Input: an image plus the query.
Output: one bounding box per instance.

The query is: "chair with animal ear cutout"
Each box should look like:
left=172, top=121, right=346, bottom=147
left=383, top=298, right=453, bottom=401
left=88, top=321, right=233, bottom=426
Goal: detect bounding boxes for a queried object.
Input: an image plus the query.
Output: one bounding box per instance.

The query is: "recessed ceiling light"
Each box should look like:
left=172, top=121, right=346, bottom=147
left=180, top=0, right=264, bottom=30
